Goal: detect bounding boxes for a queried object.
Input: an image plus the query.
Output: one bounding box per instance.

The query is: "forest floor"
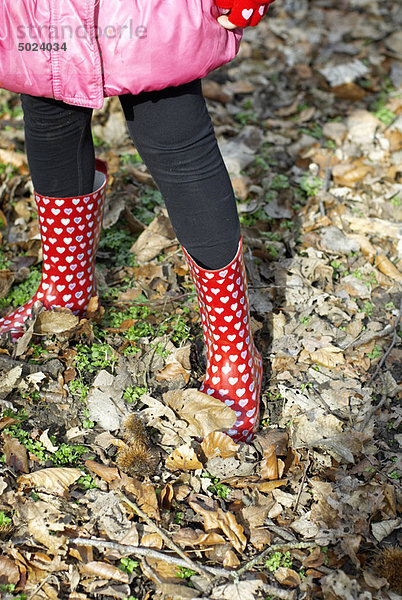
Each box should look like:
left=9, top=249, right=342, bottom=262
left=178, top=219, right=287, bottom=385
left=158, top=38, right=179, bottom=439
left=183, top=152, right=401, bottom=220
left=0, top=1, right=401, bottom=599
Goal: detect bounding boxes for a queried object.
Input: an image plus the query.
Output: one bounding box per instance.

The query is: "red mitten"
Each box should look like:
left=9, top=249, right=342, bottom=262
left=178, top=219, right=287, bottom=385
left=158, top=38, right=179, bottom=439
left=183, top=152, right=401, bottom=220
left=216, top=0, right=274, bottom=27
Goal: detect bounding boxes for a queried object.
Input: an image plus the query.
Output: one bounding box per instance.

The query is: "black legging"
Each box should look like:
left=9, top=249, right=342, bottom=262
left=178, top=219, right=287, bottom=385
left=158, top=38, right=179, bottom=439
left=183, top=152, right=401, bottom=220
left=20, top=80, right=240, bottom=270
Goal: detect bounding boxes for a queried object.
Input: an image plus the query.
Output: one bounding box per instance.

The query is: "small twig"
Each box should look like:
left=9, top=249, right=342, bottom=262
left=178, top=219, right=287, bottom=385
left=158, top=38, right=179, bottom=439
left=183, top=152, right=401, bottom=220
left=71, top=538, right=317, bottom=586
left=293, top=452, right=310, bottom=513
left=70, top=537, right=228, bottom=578
left=342, top=323, right=394, bottom=350
left=265, top=519, right=297, bottom=542
left=317, top=154, right=334, bottom=217
left=324, top=154, right=333, bottom=193
left=368, top=298, right=402, bottom=384
left=103, top=292, right=196, bottom=307
left=236, top=541, right=316, bottom=578
left=363, top=453, right=402, bottom=490
left=302, top=375, right=349, bottom=422
left=27, top=574, right=52, bottom=600
left=117, top=491, right=214, bottom=581
left=358, top=376, right=388, bottom=433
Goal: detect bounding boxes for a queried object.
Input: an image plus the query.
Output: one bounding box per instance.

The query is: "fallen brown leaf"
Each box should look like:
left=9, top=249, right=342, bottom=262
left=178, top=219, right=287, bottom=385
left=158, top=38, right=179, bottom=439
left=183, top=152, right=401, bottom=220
left=85, top=460, right=121, bottom=483
left=130, top=211, right=175, bottom=263
left=0, top=555, right=20, bottom=586
left=124, top=479, right=160, bottom=521
left=141, top=532, right=163, bottom=549
left=35, top=309, right=79, bottom=334
left=0, top=269, right=14, bottom=299
left=163, top=388, right=236, bottom=438
left=258, top=479, right=288, bottom=493
left=260, top=444, right=279, bottom=481
left=81, top=561, right=129, bottom=583
left=18, top=467, right=82, bottom=496
left=223, top=549, right=240, bottom=567
left=172, top=528, right=226, bottom=548
left=188, top=496, right=246, bottom=553
left=274, top=566, right=301, bottom=587
left=26, top=503, right=66, bottom=555
left=3, top=435, right=29, bottom=473
left=249, top=527, right=271, bottom=550
left=160, top=483, right=174, bottom=510
left=256, top=429, right=289, bottom=456
left=332, top=82, right=366, bottom=101
left=212, top=580, right=263, bottom=600
left=201, top=431, right=239, bottom=459
left=166, top=445, right=203, bottom=471
left=332, top=160, right=373, bottom=187
left=216, top=508, right=247, bottom=554
left=375, top=255, right=402, bottom=282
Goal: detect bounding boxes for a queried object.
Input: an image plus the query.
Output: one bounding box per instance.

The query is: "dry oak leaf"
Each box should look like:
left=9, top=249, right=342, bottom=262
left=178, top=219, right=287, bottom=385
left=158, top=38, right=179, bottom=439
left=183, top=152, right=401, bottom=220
left=157, top=344, right=192, bottom=384
left=188, top=495, right=246, bottom=552
left=241, top=504, right=272, bottom=529
left=258, top=479, right=288, bottom=493
left=372, top=519, right=401, bottom=543
left=163, top=388, right=237, bottom=438
left=18, top=467, right=82, bottom=496
left=145, top=556, right=184, bottom=583
left=156, top=360, right=190, bottom=384
left=375, top=255, right=402, bottom=282
left=188, top=495, right=222, bottom=531
left=217, top=508, right=247, bottom=553
left=166, top=444, right=203, bottom=471
left=118, top=524, right=140, bottom=548
left=125, top=479, right=160, bottom=521
left=81, top=561, right=129, bottom=583
left=141, top=532, right=163, bottom=549
left=0, top=555, right=20, bottom=586
left=35, top=309, right=79, bottom=334
left=140, top=556, right=199, bottom=596
left=130, top=211, right=175, bottom=263
left=260, top=444, right=279, bottom=481
left=308, top=345, right=345, bottom=368
left=172, top=528, right=226, bottom=548
left=0, top=269, right=14, bottom=300
left=201, top=431, right=239, bottom=459
left=85, top=460, right=121, bottom=483
left=26, top=503, right=66, bottom=554
left=249, top=527, right=271, bottom=550
left=257, top=429, right=289, bottom=456
left=223, top=549, right=240, bottom=567
left=274, top=567, right=301, bottom=588
left=304, top=546, right=326, bottom=568
left=212, top=580, right=263, bottom=600
left=3, top=435, right=29, bottom=474
left=332, top=159, right=373, bottom=187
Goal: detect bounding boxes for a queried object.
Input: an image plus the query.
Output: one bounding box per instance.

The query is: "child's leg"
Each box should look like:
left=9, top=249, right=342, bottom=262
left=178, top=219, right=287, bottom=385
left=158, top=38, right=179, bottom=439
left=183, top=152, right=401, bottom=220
left=120, top=81, right=262, bottom=441
left=0, top=96, right=106, bottom=338
left=20, top=94, right=95, bottom=197
left=119, top=79, right=240, bottom=270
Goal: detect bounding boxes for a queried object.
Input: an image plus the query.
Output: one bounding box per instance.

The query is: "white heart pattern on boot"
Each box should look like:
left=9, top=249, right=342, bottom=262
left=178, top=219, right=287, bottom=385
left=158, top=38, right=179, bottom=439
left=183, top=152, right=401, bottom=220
left=182, top=238, right=263, bottom=443
left=0, top=160, right=107, bottom=339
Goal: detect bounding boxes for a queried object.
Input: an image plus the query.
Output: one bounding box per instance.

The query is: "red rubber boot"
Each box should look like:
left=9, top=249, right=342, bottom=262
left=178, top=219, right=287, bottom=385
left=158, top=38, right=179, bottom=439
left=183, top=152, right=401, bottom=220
left=0, top=159, right=107, bottom=339
left=182, top=238, right=263, bottom=442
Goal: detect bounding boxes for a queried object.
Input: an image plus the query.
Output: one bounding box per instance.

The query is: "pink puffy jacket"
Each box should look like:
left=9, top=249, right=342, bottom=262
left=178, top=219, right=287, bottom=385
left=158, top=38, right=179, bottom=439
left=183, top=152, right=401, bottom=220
left=0, top=1, right=242, bottom=109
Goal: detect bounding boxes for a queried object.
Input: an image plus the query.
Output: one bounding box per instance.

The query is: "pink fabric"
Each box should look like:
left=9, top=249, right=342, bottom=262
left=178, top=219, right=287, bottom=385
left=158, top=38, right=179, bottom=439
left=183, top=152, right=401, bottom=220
left=0, top=0, right=242, bottom=109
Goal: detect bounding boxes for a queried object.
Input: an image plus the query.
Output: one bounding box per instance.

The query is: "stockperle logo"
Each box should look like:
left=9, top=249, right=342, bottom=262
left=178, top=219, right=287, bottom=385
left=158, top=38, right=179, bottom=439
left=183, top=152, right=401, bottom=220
left=16, top=19, right=147, bottom=41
